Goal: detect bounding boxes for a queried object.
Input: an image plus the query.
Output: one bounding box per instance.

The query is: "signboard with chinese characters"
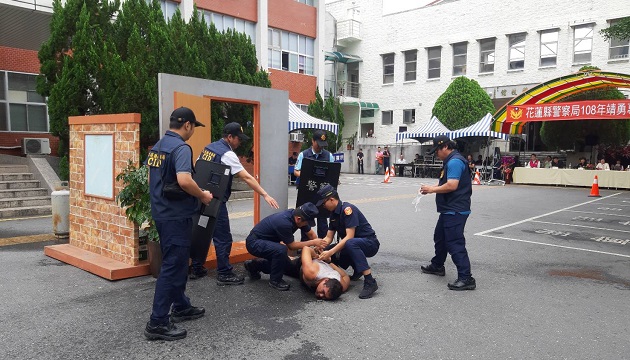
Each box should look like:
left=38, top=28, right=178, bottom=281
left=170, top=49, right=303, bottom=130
left=506, top=100, right=630, bottom=122
left=296, top=158, right=341, bottom=213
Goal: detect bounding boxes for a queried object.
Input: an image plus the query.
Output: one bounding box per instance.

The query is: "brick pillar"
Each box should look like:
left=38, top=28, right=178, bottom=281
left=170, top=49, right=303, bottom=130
left=68, top=114, right=141, bottom=265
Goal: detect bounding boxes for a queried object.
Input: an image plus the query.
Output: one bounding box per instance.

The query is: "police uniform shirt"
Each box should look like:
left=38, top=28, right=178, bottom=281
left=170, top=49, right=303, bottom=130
left=329, top=201, right=376, bottom=239
left=147, top=131, right=197, bottom=221
left=249, top=210, right=312, bottom=244
left=294, top=150, right=335, bottom=171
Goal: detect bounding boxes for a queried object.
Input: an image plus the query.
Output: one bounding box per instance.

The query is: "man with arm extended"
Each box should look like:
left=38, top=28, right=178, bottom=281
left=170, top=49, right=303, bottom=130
left=189, top=122, right=279, bottom=285
left=243, top=203, right=327, bottom=291
left=300, top=246, right=349, bottom=300
left=420, top=135, right=475, bottom=291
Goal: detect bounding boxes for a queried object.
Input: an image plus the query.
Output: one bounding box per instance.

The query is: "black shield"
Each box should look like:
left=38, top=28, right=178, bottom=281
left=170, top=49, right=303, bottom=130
left=296, top=158, right=341, bottom=209
left=191, top=160, right=231, bottom=248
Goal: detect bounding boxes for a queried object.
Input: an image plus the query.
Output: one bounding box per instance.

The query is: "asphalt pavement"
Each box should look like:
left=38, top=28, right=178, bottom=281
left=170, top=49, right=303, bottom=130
left=0, top=174, right=629, bottom=359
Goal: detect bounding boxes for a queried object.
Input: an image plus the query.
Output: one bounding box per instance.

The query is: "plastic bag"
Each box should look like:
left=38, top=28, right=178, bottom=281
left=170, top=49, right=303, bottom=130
left=411, top=191, right=425, bottom=212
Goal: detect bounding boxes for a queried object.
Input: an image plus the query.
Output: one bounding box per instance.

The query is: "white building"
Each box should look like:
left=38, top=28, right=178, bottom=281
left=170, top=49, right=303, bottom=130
left=325, top=0, right=630, bottom=163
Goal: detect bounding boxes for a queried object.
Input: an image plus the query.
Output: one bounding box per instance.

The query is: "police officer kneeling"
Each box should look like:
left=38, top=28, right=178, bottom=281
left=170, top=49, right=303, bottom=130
left=420, top=135, right=476, bottom=291
left=243, top=203, right=327, bottom=291
left=144, top=107, right=213, bottom=341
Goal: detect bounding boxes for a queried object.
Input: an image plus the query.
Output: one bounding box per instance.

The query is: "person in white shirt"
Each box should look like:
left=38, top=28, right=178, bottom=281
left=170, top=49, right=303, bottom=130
left=596, top=158, right=610, bottom=171
left=525, top=154, right=541, bottom=168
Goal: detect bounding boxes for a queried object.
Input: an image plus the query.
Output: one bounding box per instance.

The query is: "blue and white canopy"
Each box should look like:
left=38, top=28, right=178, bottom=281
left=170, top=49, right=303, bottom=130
left=395, top=116, right=451, bottom=142
left=288, top=100, right=339, bottom=135
left=449, top=113, right=509, bottom=140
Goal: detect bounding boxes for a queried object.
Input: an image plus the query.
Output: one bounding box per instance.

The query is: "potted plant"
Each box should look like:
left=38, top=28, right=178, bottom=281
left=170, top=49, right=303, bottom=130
left=116, top=160, right=161, bottom=278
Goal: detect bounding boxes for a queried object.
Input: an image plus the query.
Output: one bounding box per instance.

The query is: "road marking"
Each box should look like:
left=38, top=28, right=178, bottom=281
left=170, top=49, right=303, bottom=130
left=480, top=233, right=630, bottom=259
left=0, top=215, right=51, bottom=222
left=475, top=192, right=621, bottom=236
left=530, top=220, right=630, bottom=234
left=0, top=234, right=56, bottom=247
left=592, top=203, right=630, bottom=207
left=564, top=210, right=630, bottom=218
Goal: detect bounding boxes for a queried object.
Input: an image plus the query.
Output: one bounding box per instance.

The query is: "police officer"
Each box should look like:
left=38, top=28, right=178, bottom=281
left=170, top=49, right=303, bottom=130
left=293, top=129, right=334, bottom=238
left=316, top=185, right=380, bottom=299
left=420, top=135, right=476, bottom=291
left=189, top=122, right=279, bottom=284
left=243, top=202, right=327, bottom=291
left=144, top=107, right=214, bottom=341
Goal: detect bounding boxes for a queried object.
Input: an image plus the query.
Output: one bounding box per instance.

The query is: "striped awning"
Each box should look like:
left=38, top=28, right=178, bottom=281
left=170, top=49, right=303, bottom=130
left=449, top=113, right=510, bottom=140
left=288, top=100, right=339, bottom=134
left=324, top=51, right=362, bottom=63
left=395, top=116, right=451, bottom=142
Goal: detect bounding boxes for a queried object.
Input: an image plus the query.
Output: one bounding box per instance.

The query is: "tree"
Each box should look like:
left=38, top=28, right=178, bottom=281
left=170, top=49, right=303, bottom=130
left=600, top=17, right=630, bottom=41
left=540, top=67, right=630, bottom=151
left=432, top=77, right=495, bottom=130
left=38, top=0, right=270, bottom=178
left=305, top=88, right=345, bottom=152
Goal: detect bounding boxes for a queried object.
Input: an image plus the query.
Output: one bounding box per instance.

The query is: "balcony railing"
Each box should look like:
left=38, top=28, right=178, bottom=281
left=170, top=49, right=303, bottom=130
left=337, top=19, right=362, bottom=43
left=324, top=80, right=361, bottom=99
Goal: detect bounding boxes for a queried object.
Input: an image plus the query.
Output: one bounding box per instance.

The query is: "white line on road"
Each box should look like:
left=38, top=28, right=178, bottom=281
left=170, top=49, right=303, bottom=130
left=479, top=234, right=630, bottom=259
left=564, top=210, right=630, bottom=218
left=530, top=220, right=630, bottom=233
left=474, top=192, right=621, bottom=236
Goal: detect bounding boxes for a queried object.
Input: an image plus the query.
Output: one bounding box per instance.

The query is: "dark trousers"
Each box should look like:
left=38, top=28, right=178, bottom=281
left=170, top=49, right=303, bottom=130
left=190, top=202, right=233, bottom=275
left=332, top=236, right=379, bottom=273
left=383, top=159, right=390, bottom=174
left=358, top=160, right=364, bottom=174
left=431, top=213, right=472, bottom=279
left=151, top=218, right=192, bottom=326
left=245, top=236, right=289, bottom=282
left=301, top=215, right=328, bottom=240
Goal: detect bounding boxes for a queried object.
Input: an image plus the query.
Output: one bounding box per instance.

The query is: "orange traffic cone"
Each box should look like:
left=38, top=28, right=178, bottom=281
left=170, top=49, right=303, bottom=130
left=472, top=170, right=482, bottom=185
left=588, top=175, right=601, bottom=197
left=382, top=167, right=391, bottom=183
left=390, top=165, right=396, bottom=177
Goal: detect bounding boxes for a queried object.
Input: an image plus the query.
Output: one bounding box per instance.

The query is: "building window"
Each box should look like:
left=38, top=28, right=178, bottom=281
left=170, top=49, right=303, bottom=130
left=202, top=11, right=256, bottom=42
left=573, top=24, right=593, bottom=64
left=361, top=109, right=374, bottom=118
left=404, top=50, right=417, bottom=81
left=398, top=125, right=407, bottom=133
left=479, top=38, right=495, bottom=73
left=297, top=104, right=309, bottom=112
left=608, top=20, right=630, bottom=60
left=267, top=28, right=314, bottom=75
left=0, top=71, right=48, bottom=132
left=160, top=0, right=179, bottom=21
left=508, top=33, right=526, bottom=70
left=382, top=53, right=395, bottom=84
left=540, top=29, right=558, bottom=67
left=452, top=42, right=467, bottom=76
left=382, top=111, right=393, bottom=125
left=296, top=0, right=314, bottom=5
left=427, top=46, right=441, bottom=79
left=403, top=109, right=415, bottom=124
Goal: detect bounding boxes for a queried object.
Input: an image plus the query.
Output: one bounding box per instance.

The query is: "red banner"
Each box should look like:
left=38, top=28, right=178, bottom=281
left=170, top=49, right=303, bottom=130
left=506, top=100, right=630, bottom=122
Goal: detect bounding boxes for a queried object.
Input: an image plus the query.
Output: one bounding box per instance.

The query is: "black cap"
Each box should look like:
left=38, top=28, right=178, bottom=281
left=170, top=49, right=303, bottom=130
left=312, top=129, right=328, bottom=147
left=223, top=122, right=250, bottom=141
left=294, top=202, right=319, bottom=227
left=427, top=135, right=451, bottom=155
left=170, top=107, right=205, bottom=127
left=315, top=184, right=338, bottom=207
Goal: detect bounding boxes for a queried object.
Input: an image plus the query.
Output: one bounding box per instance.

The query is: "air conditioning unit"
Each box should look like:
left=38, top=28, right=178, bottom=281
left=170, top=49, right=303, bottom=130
left=289, top=132, right=305, bottom=142
left=22, top=138, right=51, bottom=155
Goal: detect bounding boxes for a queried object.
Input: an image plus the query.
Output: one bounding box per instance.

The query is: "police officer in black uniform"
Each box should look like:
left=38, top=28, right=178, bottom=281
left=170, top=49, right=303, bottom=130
left=243, top=202, right=327, bottom=291
left=420, top=135, right=476, bottom=291
left=144, top=107, right=214, bottom=341
left=293, top=129, right=335, bottom=238
left=316, top=185, right=380, bottom=299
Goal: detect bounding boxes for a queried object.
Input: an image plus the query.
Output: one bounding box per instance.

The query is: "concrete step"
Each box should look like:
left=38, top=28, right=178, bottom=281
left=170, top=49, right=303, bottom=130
left=0, top=196, right=51, bottom=209
left=0, top=164, right=29, bottom=173
left=0, top=188, right=49, bottom=199
left=0, top=173, right=34, bottom=181
left=0, top=180, right=40, bottom=190
left=0, top=205, right=52, bottom=219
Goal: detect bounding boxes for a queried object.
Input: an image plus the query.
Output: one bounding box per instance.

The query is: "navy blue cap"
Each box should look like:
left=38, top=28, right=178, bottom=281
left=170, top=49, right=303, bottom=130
left=312, top=129, right=328, bottom=147
left=315, top=184, right=338, bottom=207
left=427, top=135, right=451, bottom=155
left=170, top=107, right=205, bottom=127
left=294, top=202, right=319, bottom=227
left=223, top=122, right=250, bottom=141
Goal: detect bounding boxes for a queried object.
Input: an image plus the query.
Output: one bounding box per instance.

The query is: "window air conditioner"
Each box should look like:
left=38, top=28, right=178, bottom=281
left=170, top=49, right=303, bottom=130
left=22, top=138, right=51, bottom=155
left=289, top=132, right=305, bottom=142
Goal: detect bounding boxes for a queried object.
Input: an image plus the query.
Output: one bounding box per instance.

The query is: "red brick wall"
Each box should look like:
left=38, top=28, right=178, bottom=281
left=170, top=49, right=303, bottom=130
left=0, top=133, right=59, bottom=157
left=196, top=0, right=258, bottom=22
left=269, top=70, right=316, bottom=104
left=269, top=0, right=317, bottom=38
left=0, top=46, right=40, bottom=73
